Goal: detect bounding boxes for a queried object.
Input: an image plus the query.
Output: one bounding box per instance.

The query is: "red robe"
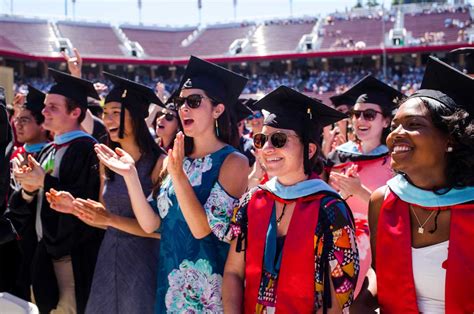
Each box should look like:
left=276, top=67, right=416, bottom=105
left=376, top=190, right=474, bottom=313
left=244, top=189, right=324, bottom=313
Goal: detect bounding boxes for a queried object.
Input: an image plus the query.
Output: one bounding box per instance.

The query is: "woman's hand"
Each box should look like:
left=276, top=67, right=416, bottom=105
left=167, top=132, right=186, bottom=179
left=330, top=164, right=370, bottom=201
left=95, top=144, right=136, bottom=177
left=46, top=189, right=75, bottom=214
left=73, top=198, right=111, bottom=226
left=248, top=149, right=266, bottom=182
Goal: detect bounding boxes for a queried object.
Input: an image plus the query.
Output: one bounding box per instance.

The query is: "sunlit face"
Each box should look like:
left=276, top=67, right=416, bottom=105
left=247, top=110, right=264, bottom=134
left=155, top=108, right=179, bottom=139
left=387, top=98, right=449, bottom=177
left=178, top=88, right=222, bottom=138
left=42, top=94, right=81, bottom=134
left=351, top=102, right=390, bottom=144
left=102, top=102, right=134, bottom=143
left=14, top=109, right=45, bottom=143
left=259, top=126, right=307, bottom=179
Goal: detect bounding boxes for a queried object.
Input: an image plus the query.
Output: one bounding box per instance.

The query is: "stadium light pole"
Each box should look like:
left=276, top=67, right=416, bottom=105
left=138, top=0, right=143, bottom=25
left=64, top=0, right=68, bottom=18
left=72, top=0, right=76, bottom=20
left=381, top=3, right=387, bottom=80
left=10, top=0, right=13, bottom=15
left=289, top=0, right=293, bottom=17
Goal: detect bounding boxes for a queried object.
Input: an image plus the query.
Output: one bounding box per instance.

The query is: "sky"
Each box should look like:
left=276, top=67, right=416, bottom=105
left=0, top=0, right=379, bottom=26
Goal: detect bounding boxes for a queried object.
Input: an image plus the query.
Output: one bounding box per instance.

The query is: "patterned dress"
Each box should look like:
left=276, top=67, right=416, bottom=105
left=228, top=186, right=359, bottom=313
left=153, top=145, right=238, bottom=313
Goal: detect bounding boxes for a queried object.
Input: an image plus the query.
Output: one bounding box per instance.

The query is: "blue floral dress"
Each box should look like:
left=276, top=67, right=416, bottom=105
left=153, top=145, right=239, bottom=313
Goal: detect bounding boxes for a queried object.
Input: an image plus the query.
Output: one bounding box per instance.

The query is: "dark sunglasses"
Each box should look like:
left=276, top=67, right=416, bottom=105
left=156, top=111, right=176, bottom=122
left=173, top=94, right=214, bottom=109
left=247, top=112, right=263, bottom=120
left=350, top=109, right=383, bottom=121
left=253, top=132, right=298, bottom=149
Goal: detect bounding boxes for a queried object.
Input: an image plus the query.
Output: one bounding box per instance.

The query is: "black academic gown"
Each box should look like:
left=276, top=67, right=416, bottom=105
left=9, top=137, right=104, bottom=314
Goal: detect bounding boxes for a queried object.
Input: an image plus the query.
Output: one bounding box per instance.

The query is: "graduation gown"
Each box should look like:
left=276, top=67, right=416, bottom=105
left=8, top=135, right=104, bottom=313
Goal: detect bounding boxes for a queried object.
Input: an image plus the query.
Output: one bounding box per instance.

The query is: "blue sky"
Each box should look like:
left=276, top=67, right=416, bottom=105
left=1, top=0, right=375, bottom=26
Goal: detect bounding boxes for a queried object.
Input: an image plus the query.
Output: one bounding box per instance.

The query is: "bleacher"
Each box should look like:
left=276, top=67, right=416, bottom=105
left=57, top=21, right=125, bottom=57
left=182, top=24, right=254, bottom=57
left=320, top=17, right=395, bottom=49
left=245, top=22, right=316, bottom=55
left=404, top=11, right=471, bottom=43
left=121, top=26, right=195, bottom=58
left=0, top=18, right=55, bottom=56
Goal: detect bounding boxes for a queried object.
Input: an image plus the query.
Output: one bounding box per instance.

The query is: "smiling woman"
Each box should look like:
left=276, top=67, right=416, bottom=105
left=356, top=56, right=474, bottom=314
left=325, top=74, right=404, bottom=296
left=222, top=86, right=357, bottom=313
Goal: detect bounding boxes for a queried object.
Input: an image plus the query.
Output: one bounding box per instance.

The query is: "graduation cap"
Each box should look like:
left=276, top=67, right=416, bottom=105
left=234, top=99, right=254, bottom=122
left=178, top=56, right=248, bottom=108
left=450, top=47, right=474, bottom=74
left=24, top=85, right=45, bottom=114
left=243, top=98, right=258, bottom=111
left=253, top=86, right=346, bottom=174
left=164, top=90, right=180, bottom=112
left=329, top=92, right=356, bottom=109
left=104, top=72, right=164, bottom=139
left=342, top=75, right=404, bottom=111
left=48, top=68, right=99, bottom=108
left=410, top=56, right=474, bottom=116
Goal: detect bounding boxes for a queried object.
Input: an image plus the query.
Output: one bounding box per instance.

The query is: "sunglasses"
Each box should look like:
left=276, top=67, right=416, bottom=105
left=173, top=94, right=215, bottom=109
left=156, top=111, right=176, bottom=122
left=253, top=132, right=298, bottom=149
left=247, top=112, right=263, bottom=120
left=350, top=109, right=383, bottom=121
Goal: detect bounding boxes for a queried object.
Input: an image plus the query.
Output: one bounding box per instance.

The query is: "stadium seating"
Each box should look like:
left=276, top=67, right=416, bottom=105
left=320, top=17, right=395, bottom=50
left=0, top=18, right=54, bottom=56
left=181, top=25, right=254, bottom=57
left=404, top=11, right=471, bottom=44
left=57, top=21, right=125, bottom=57
left=121, top=26, right=195, bottom=58
left=245, top=22, right=316, bottom=55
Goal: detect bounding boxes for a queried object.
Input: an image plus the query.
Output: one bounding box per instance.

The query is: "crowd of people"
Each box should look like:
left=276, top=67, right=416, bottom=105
left=15, top=64, right=427, bottom=101
left=0, top=44, right=473, bottom=314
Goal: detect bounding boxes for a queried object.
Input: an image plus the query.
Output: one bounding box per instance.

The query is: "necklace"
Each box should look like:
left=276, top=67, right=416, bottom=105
left=410, top=204, right=436, bottom=234
left=276, top=203, right=287, bottom=226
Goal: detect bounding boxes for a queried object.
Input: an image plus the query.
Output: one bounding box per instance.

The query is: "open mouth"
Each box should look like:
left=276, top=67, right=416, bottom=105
left=183, top=118, right=194, bottom=126
left=108, top=127, right=119, bottom=134
left=157, top=125, right=165, bottom=129
left=265, top=157, right=283, bottom=164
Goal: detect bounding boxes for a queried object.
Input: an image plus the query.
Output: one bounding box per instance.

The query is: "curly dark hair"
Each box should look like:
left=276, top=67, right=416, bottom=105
left=411, top=96, right=474, bottom=188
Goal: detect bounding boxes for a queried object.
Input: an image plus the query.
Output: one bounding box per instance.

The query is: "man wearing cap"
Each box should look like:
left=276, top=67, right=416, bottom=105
left=11, top=69, right=104, bottom=314
left=0, top=86, right=49, bottom=301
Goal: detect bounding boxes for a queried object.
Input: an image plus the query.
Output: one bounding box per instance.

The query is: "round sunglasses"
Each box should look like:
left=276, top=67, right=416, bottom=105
left=350, top=109, right=383, bottom=121
left=253, top=132, right=298, bottom=149
left=247, top=112, right=263, bottom=120
left=173, top=94, right=215, bottom=109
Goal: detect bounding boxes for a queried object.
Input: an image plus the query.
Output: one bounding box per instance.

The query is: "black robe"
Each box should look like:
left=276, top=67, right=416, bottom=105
left=8, top=136, right=104, bottom=313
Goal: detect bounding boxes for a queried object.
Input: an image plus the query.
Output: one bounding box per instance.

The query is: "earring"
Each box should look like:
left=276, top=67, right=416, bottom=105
left=446, top=147, right=453, bottom=152
left=215, top=119, right=220, bottom=137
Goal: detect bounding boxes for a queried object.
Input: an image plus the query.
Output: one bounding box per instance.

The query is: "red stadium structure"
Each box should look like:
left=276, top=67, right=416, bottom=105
left=0, top=2, right=472, bottom=85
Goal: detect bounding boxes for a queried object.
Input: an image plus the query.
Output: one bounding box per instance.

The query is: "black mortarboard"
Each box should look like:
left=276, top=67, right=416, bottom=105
left=244, top=98, right=258, bottom=111
left=25, top=85, right=45, bottom=114
left=165, top=90, right=180, bottom=112
left=450, top=47, right=474, bottom=74
left=329, top=92, right=356, bottom=109
left=410, top=56, right=473, bottom=116
left=342, top=75, right=404, bottom=111
left=254, top=86, right=346, bottom=174
left=234, top=99, right=253, bottom=122
left=179, top=56, right=248, bottom=107
left=104, top=72, right=164, bottom=138
left=48, top=68, right=99, bottom=108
